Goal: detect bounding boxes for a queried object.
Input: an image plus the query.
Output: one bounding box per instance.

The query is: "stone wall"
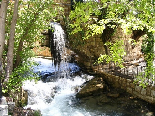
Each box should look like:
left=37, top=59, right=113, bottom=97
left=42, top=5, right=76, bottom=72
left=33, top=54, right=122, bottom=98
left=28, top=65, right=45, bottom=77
left=68, top=27, right=155, bottom=104
left=93, top=70, right=155, bottom=104
left=70, top=27, right=143, bottom=70
left=69, top=34, right=106, bottom=71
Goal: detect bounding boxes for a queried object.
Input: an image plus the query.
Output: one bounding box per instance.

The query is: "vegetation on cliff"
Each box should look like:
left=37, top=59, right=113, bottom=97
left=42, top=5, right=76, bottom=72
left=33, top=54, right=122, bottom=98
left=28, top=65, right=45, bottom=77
left=68, top=0, right=155, bottom=87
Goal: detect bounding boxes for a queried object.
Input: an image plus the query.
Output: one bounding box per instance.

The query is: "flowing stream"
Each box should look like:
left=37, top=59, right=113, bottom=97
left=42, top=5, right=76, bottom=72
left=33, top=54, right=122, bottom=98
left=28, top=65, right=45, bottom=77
left=23, top=22, right=154, bottom=116
left=23, top=58, right=92, bottom=116
left=23, top=58, right=154, bottom=116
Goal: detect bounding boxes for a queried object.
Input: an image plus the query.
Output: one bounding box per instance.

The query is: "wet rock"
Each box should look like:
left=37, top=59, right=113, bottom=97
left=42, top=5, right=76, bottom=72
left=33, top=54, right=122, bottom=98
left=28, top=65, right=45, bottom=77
left=76, top=77, right=106, bottom=98
left=39, top=71, right=53, bottom=82
left=45, top=96, right=53, bottom=103
left=97, top=95, right=111, bottom=106
left=146, top=112, right=154, bottom=116
left=39, top=71, right=63, bottom=82
left=8, top=102, right=15, bottom=114
left=107, top=93, right=119, bottom=98
left=21, top=89, right=28, bottom=106
left=73, top=86, right=80, bottom=92
left=12, top=107, right=41, bottom=116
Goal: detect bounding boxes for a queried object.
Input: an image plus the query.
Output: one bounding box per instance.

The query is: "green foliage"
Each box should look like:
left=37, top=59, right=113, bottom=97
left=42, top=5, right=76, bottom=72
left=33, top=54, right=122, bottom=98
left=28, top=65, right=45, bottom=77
left=69, top=0, right=155, bottom=39
left=68, top=0, right=155, bottom=87
left=97, top=40, right=126, bottom=68
left=6, top=0, right=59, bottom=62
left=141, top=33, right=154, bottom=55
left=3, top=0, right=62, bottom=97
left=33, top=110, right=42, bottom=116
left=14, top=0, right=56, bottom=47
left=135, top=32, right=155, bottom=88
left=69, top=1, right=101, bottom=39
left=2, top=59, right=39, bottom=96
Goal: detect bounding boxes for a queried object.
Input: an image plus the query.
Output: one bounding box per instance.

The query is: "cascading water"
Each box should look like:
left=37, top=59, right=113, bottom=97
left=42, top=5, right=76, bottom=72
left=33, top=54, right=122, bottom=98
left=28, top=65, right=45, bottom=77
left=23, top=22, right=154, bottom=116
left=49, top=22, right=66, bottom=67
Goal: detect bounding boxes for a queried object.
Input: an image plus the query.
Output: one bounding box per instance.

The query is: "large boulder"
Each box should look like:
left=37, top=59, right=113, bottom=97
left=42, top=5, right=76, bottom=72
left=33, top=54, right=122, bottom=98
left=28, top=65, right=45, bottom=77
left=76, top=77, right=106, bottom=98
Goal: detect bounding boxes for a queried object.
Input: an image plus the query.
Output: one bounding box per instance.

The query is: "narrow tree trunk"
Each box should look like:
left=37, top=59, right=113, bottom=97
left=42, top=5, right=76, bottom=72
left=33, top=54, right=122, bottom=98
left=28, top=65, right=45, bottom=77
left=5, top=0, right=19, bottom=82
left=0, top=0, right=9, bottom=101
left=14, top=39, right=23, bottom=68
left=0, top=61, right=2, bottom=102
left=0, top=0, right=9, bottom=68
left=0, top=0, right=9, bottom=103
left=153, top=28, right=155, bottom=85
left=14, top=27, right=30, bottom=69
left=0, top=0, right=8, bottom=59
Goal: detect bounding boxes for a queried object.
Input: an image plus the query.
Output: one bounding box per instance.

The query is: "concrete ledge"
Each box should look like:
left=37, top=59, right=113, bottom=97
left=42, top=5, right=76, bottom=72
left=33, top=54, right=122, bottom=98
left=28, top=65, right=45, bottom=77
left=0, top=97, right=7, bottom=105
left=0, top=105, right=8, bottom=116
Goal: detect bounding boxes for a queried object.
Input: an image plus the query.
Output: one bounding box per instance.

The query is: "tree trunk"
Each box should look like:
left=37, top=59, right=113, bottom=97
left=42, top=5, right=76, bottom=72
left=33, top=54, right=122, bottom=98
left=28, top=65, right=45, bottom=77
left=0, top=0, right=8, bottom=59
left=0, top=0, right=9, bottom=101
left=153, top=27, right=155, bottom=85
left=5, top=0, right=19, bottom=82
left=14, top=39, right=23, bottom=68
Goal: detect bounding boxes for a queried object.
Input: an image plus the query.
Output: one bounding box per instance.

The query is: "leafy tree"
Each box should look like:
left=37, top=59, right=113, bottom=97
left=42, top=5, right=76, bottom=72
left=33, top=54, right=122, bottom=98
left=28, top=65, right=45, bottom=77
left=5, top=0, right=19, bottom=83
left=68, top=0, right=155, bottom=87
left=1, top=0, right=61, bottom=100
left=70, top=0, right=155, bottom=38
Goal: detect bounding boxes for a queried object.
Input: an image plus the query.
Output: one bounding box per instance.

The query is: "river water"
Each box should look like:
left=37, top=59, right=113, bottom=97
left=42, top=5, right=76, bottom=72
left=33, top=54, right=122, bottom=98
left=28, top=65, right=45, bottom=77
left=22, top=57, right=154, bottom=116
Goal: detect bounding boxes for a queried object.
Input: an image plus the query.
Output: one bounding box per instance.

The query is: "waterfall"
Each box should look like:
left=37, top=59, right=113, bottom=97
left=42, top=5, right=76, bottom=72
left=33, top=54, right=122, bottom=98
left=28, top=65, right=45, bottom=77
left=49, top=22, right=66, bottom=67
left=49, top=22, right=72, bottom=79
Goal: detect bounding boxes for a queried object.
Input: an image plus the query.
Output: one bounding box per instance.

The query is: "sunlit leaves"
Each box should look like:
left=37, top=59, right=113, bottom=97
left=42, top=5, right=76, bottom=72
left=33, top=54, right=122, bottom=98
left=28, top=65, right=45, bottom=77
left=70, top=0, right=155, bottom=38
left=10, top=0, right=58, bottom=59
left=4, top=0, right=60, bottom=95
left=97, top=40, right=126, bottom=68
left=69, top=1, right=101, bottom=36
left=88, top=24, right=105, bottom=36
left=69, top=0, right=155, bottom=87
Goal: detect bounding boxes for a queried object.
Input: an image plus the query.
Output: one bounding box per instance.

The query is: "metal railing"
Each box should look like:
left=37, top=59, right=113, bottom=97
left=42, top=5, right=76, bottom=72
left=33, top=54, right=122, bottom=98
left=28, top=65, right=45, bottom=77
left=98, top=58, right=147, bottom=79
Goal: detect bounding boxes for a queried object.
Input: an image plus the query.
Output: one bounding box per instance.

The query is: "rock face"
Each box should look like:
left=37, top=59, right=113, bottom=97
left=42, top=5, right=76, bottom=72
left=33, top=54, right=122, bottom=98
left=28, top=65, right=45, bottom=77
left=12, top=107, right=41, bottom=116
left=76, top=77, right=106, bottom=98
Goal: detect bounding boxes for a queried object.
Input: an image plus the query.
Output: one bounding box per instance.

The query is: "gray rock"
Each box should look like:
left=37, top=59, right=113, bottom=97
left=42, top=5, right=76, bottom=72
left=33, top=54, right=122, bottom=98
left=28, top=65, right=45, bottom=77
left=0, top=105, right=8, bottom=116
left=146, top=112, right=154, bottom=116
left=76, top=77, right=106, bottom=98
left=97, top=95, right=111, bottom=106
left=0, top=97, right=7, bottom=105
left=107, top=93, right=119, bottom=98
left=7, top=102, right=15, bottom=114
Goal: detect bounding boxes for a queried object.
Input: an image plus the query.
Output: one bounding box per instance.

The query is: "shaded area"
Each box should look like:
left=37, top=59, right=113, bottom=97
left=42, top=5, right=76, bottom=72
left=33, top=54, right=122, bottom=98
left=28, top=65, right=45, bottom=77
left=49, top=28, right=61, bottom=67
left=74, top=92, right=155, bottom=116
left=38, top=63, right=81, bottom=82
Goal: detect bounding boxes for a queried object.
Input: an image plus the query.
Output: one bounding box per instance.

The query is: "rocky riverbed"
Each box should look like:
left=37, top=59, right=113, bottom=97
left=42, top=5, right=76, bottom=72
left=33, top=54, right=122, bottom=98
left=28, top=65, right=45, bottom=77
left=75, top=76, right=155, bottom=116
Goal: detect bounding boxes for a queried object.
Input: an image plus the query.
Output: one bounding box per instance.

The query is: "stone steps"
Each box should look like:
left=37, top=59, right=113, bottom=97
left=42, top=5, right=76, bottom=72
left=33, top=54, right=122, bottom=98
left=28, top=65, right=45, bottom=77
left=0, top=97, right=12, bottom=116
